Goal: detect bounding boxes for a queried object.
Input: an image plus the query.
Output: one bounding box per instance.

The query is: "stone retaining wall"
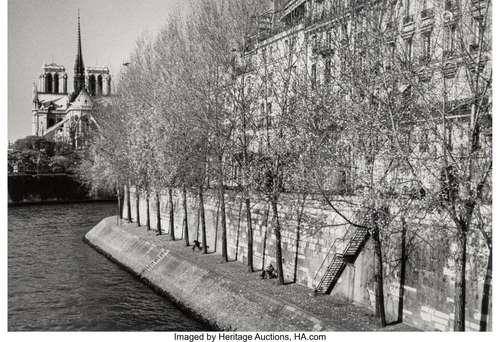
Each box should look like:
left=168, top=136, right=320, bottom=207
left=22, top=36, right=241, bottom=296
left=85, top=217, right=336, bottom=331
left=124, top=188, right=491, bottom=331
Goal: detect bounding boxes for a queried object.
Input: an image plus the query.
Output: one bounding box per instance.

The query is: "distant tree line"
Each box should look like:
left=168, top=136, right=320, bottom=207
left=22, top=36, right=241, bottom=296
left=8, top=135, right=81, bottom=175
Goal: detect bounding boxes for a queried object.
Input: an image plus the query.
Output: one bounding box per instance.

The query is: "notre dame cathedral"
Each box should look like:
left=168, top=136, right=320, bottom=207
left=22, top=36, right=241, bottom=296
left=31, top=13, right=111, bottom=148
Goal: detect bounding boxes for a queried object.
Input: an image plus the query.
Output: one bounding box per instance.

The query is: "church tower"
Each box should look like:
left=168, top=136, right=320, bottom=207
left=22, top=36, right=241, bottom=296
left=73, top=11, right=85, bottom=97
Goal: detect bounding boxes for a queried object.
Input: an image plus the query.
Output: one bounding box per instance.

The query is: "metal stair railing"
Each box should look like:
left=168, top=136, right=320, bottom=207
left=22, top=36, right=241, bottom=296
left=313, top=226, right=371, bottom=294
left=315, top=253, right=346, bottom=294
left=342, top=227, right=370, bottom=258
left=312, top=241, right=338, bottom=288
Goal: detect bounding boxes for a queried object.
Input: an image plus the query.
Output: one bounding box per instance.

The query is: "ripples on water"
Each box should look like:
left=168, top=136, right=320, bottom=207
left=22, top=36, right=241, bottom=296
left=8, top=202, right=208, bottom=331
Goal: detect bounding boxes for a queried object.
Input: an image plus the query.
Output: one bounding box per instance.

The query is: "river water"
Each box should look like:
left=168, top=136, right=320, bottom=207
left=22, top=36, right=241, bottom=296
left=8, top=202, right=208, bottom=331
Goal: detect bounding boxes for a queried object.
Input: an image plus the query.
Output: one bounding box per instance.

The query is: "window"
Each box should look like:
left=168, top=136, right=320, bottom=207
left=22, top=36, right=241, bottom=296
left=444, top=24, right=456, bottom=55
left=419, top=130, right=429, bottom=152
left=290, top=36, right=296, bottom=55
left=421, top=31, right=432, bottom=61
left=324, top=59, right=331, bottom=84
left=311, top=63, right=317, bottom=89
left=266, top=102, right=272, bottom=127
left=471, top=16, right=484, bottom=51
left=404, top=37, right=413, bottom=62
left=404, top=0, right=411, bottom=17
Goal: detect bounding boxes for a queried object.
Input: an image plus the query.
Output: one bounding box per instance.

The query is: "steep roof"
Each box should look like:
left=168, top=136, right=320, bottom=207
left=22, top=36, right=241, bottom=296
left=37, top=94, right=70, bottom=111
left=69, top=88, right=93, bottom=110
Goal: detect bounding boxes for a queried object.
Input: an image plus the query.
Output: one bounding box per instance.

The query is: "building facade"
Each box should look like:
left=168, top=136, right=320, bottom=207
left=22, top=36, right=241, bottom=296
left=232, top=0, right=490, bottom=191
left=31, top=13, right=111, bottom=148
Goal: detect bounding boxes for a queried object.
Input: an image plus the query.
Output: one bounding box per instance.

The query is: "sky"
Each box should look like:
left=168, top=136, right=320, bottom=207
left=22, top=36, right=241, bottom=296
left=8, top=0, right=188, bottom=142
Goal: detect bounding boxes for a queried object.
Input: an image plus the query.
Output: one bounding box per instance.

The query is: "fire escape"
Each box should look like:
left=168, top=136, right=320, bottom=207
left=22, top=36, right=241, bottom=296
left=314, top=226, right=370, bottom=295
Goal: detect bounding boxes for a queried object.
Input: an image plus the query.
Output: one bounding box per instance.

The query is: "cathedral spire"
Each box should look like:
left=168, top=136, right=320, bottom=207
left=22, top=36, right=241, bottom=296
left=73, top=9, right=85, bottom=97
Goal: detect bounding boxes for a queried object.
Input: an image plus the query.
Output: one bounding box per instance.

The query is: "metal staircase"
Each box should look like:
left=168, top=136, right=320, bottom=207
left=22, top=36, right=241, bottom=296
left=314, top=227, right=370, bottom=295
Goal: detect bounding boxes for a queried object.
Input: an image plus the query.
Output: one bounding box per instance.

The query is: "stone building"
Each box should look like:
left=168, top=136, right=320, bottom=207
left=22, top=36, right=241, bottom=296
left=224, top=0, right=491, bottom=330
left=31, top=13, right=111, bottom=148
left=232, top=0, right=491, bottom=190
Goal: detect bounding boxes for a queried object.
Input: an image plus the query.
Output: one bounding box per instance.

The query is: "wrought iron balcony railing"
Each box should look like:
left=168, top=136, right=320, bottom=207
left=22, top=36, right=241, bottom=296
left=403, top=15, right=414, bottom=26
left=420, top=8, right=434, bottom=20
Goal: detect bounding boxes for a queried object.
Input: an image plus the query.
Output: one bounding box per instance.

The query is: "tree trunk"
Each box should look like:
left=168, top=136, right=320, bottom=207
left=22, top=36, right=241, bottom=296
left=245, top=196, right=254, bottom=272
left=397, top=219, right=407, bottom=323
left=195, top=206, right=200, bottom=241
left=479, top=247, right=492, bottom=331
left=219, top=160, right=228, bottom=262
left=235, top=199, right=243, bottom=261
left=156, top=192, right=162, bottom=235
left=146, top=193, right=151, bottom=230
left=182, top=185, right=189, bottom=246
left=271, top=198, right=284, bottom=285
left=126, top=184, right=132, bottom=223
left=199, top=185, right=208, bottom=254
left=372, top=226, right=387, bottom=327
left=118, top=186, right=123, bottom=219
left=261, top=205, right=270, bottom=271
left=214, top=200, right=220, bottom=253
left=453, top=229, right=467, bottom=331
left=135, top=189, right=140, bottom=227
left=293, top=217, right=301, bottom=284
left=116, top=188, right=122, bottom=225
left=168, top=188, right=174, bottom=240
left=293, top=196, right=306, bottom=283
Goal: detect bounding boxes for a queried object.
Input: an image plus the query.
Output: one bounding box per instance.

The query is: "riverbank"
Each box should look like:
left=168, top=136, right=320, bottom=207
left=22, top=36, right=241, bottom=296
left=85, top=216, right=417, bottom=331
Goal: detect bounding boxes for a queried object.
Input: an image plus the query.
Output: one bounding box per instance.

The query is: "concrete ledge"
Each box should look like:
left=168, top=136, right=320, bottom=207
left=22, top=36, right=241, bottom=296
left=85, top=217, right=336, bottom=331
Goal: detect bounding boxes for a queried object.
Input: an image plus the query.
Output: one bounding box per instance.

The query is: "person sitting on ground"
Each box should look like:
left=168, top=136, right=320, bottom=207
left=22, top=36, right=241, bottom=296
left=260, top=264, right=278, bottom=279
left=192, top=240, right=202, bottom=251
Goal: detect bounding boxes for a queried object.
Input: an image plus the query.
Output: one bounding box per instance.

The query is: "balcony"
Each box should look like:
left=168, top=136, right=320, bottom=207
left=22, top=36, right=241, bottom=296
left=444, top=0, right=458, bottom=12
left=442, top=62, right=458, bottom=78
left=471, top=0, right=487, bottom=17
left=402, top=15, right=415, bottom=34
left=419, top=55, right=431, bottom=65
left=403, top=15, right=414, bottom=26
left=442, top=49, right=456, bottom=59
left=312, top=40, right=334, bottom=57
left=233, top=59, right=254, bottom=77
left=385, top=22, right=397, bottom=42
left=469, top=43, right=480, bottom=53
left=420, top=8, right=434, bottom=20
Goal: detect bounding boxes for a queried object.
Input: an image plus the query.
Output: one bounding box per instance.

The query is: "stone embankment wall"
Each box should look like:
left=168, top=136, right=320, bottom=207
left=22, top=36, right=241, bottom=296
left=85, top=217, right=334, bottom=331
left=124, top=187, right=491, bottom=331
left=8, top=174, right=113, bottom=205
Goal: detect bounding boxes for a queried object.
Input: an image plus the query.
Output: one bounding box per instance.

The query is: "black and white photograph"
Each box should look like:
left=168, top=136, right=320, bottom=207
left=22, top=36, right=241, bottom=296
left=3, top=0, right=496, bottom=336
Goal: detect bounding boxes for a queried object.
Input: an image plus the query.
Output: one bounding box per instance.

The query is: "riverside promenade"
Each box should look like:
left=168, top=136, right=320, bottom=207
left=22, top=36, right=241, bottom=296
left=85, top=217, right=417, bottom=331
